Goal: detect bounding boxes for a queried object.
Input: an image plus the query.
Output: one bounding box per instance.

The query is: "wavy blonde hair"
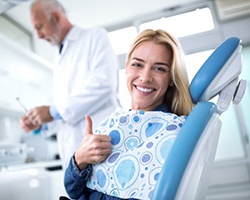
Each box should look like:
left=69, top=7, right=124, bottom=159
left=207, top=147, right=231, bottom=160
left=126, top=29, right=193, bottom=116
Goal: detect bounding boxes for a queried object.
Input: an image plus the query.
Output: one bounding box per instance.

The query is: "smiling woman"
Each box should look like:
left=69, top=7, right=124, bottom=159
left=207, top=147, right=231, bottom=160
left=63, top=29, right=193, bottom=200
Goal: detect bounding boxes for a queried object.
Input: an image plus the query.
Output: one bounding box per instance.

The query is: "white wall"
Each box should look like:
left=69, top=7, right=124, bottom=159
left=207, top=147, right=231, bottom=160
left=0, top=33, right=53, bottom=145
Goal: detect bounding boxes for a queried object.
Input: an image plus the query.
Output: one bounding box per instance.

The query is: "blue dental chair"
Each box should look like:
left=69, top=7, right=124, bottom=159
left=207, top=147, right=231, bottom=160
left=152, top=37, right=247, bottom=200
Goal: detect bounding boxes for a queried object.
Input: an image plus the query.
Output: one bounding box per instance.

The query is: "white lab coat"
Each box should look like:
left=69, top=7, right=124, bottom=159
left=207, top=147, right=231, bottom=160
left=47, top=26, right=119, bottom=169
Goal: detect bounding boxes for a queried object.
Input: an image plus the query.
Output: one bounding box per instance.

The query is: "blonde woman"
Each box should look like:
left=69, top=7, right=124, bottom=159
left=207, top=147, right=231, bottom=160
left=63, top=29, right=193, bottom=200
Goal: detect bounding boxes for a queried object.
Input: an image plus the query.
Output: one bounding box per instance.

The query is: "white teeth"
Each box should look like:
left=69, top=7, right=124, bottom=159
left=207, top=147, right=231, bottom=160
left=136, top=86, right=153, bottom=93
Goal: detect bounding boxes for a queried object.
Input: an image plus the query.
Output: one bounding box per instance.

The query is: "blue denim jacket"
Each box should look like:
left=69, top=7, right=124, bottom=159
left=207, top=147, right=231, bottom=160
left=64, top=104, right=168, bottom=200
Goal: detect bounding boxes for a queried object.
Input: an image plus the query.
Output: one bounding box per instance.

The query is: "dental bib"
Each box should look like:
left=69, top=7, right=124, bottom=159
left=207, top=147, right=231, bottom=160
left=87, top=108, right=186, bottom=199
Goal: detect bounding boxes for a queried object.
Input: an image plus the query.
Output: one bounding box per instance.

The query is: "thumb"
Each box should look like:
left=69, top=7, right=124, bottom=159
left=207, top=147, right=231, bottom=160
left=84, top=115, right=93, bottom=135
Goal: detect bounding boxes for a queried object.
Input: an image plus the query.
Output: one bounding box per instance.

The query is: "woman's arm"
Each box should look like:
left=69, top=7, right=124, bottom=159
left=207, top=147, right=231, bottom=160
left=64, top=155, right=92, bottom=199
left=64, top=115, right=112, bottom=198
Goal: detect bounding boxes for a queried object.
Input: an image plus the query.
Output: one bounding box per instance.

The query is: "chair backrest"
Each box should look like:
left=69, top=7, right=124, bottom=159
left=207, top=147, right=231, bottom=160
left=152, top=37, right=246, bottom=200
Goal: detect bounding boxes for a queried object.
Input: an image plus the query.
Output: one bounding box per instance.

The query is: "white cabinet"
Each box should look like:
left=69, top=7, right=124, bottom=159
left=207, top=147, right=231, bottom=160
left=0, top=168, right=51, bottom=200
left=0, top=161, right=68, bottom=200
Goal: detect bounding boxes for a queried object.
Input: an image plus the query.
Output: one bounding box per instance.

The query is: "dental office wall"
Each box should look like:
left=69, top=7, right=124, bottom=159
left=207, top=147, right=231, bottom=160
left=241, top=46, right=250, bottom=142
left=0, top=30, right=58, bottom=165
left=0, top=32, right=53, bottom=142
left=0, top=29, right=65, bottom=199
left=215, top=46, right=250, bottom=162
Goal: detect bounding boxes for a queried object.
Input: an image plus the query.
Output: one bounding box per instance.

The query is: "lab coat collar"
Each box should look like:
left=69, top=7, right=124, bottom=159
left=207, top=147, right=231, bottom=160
left=58, top=25, right=82, bottom=57
left=63, top=25, right=82, bottom=42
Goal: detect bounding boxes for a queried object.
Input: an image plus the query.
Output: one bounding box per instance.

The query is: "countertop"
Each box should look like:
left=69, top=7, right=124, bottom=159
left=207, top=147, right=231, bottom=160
left=0, top=159, right=62, bottom=172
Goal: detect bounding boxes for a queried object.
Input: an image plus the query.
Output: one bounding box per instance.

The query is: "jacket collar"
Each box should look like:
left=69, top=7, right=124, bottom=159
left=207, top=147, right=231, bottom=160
left=129, top=104, right=168, bottom=113
left=152, top=104, right=168, bottom=112
left=63, top=25, right=82, bottom=42
left=58, top=26, right=81, bottom=57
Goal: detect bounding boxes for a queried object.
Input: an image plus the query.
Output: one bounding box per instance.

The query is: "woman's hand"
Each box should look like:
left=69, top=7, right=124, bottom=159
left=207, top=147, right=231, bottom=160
left=75, top=115, right=112, bottom=170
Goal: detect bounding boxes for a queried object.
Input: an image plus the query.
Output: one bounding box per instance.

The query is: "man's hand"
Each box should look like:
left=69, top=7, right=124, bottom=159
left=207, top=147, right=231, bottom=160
left=19, top=106, right=53, bottom=132
left=75, top=115, right=112, bottom=171
left=20, top=115, right=41, bottom=132
left=27, top=106, right=53, bottom=125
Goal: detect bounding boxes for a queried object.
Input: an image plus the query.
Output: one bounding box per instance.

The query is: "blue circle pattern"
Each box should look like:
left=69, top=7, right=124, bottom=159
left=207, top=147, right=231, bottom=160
left=87, top=108, right=187, bottom=199
left=109, top=130, right=121, bottom=145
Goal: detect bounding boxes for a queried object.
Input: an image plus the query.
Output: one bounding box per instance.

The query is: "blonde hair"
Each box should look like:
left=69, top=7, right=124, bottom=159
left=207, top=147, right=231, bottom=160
left=126, top=29, right=193, bottom=116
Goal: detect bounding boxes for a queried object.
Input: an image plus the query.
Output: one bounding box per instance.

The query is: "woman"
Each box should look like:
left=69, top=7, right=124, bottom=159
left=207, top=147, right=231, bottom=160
left=63, top=29, right=193, bottom=200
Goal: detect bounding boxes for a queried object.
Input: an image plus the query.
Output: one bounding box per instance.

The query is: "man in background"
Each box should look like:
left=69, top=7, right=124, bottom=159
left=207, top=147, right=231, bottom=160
left=19, top=0, right=119, bottom=169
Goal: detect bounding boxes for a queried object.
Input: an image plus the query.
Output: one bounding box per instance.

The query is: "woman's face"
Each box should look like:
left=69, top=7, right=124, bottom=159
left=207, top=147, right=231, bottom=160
left=126, top=41, right=173, bottom=111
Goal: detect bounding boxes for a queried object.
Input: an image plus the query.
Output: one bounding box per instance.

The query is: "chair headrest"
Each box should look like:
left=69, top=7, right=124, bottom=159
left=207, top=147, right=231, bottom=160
left=190, top=37, right=241, bottom=104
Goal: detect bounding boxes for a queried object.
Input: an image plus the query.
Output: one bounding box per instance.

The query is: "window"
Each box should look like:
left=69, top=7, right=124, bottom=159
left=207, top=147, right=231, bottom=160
left=140, top=7, right=214, bottom=38
left=108, top=7, right=214, bottom=55
left=185, top=49, right=214, bottom=82
left=108, top=26, right=137, bottom=55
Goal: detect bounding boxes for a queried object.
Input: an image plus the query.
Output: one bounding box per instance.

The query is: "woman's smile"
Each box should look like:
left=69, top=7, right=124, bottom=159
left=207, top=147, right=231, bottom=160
left=135, top=85, right=155, bottom=93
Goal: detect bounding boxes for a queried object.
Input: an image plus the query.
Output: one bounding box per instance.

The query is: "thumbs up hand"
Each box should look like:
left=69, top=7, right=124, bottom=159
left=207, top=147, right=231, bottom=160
left=75, top=115, right=112, bottom=170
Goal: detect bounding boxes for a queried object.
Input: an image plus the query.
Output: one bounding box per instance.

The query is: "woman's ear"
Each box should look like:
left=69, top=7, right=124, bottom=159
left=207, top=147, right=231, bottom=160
left=169, top=80, right=174, bottom=87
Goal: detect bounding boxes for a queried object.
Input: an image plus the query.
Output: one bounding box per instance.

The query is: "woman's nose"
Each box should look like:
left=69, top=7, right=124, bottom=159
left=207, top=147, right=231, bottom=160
left=139, top=68, right=153, bottom=83
left=37, top=30, right=44, bottom=39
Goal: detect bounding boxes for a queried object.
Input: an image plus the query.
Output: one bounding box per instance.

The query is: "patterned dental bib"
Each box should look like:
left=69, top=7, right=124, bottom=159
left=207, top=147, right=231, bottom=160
left=87, top=108, right=187, bottom=199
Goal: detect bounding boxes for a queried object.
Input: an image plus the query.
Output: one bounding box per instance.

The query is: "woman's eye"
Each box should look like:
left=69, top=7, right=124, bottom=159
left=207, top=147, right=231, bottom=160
left=132, top=63, right=142, bottom=68
left=154, top=67, right=167, bottom=72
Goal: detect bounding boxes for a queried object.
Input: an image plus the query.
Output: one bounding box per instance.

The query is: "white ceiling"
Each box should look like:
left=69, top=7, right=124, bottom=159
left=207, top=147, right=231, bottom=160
left=4, top=0, right=205, bottom=32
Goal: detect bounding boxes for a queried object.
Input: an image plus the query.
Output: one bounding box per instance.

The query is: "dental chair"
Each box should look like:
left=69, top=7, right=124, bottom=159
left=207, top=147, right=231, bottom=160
left=152, top=37, right=246, bottom=200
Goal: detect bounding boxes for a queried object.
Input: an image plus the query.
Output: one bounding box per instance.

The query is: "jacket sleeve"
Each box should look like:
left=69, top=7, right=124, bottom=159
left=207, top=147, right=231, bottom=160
left=64, top=155, right=92, bottom=199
